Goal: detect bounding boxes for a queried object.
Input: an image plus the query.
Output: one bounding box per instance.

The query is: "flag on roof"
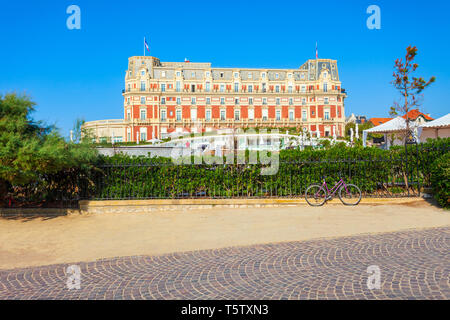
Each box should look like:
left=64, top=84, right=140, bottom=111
left=144, top=37, right=150, bottom=52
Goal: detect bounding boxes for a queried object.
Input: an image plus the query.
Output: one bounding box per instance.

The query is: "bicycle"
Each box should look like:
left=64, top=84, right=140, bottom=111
left=305, top=176, right=362, bottom=206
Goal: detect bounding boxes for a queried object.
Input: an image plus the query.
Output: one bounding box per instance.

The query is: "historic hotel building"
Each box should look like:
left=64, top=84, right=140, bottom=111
left=83, top=55, right=347, bottom=142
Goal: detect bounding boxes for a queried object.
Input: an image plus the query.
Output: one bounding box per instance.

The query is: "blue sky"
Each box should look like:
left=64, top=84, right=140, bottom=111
left=1, top=0, right=449, bottom=138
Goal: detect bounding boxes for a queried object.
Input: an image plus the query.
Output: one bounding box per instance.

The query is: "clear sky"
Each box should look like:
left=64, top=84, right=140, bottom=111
left=1, top=0, right=449, bottom=138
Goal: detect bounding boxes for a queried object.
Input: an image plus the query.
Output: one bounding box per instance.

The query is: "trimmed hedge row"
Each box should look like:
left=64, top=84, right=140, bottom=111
left=430, top=153, right=450, bottom=208
left=86, top=138, right=449, bottom=200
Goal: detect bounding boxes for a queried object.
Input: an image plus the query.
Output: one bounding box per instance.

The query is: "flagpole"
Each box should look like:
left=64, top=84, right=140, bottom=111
left=144, top=37, right=145, bottom=57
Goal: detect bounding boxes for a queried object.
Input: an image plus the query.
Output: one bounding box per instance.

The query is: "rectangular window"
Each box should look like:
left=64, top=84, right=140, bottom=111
left=248, top=85, right=253, bottom=93
left=205, top=82, right=210, bottom=92
left=263, top=98, right=267, bottom=105
left=249, top=98, right=253, bottom=105
left=220, top=97, right=225, bottom=105
left=302, top=98, right=306, bottom=105
left=140, top=81, right=146, bottom=91
left=220, top=84, right=225, bottom=92
left=302, top=110, right=307, bottom=121
left=206, top=110, right=211, bottom=120
left=235, top=98, right=239, bottom=105
left=176, top=109, right=181, bottom=121
left=127, top=110, right=131, bottom=120
left=191, top=109, right=197, bottom=120
left=206, top=97, right=211, bottom=105
left=161, top=84, right=166, bottom=92
left=176, top=97, right=181, bottom=105
left=276, top=98, right=280, bottom=105
left=324, top=111, right=330, bottom=120
left=234, top=110, right=240, bottom=121
left=301, top=86, right=306, bottom=93
left=176, top=81, right=181, bottom=92
left=141, top=97, right=145, bottom=105
left=289, top=98, right=293, bottom=105
left=140, top=109, right=146, bottom=120
left=276, top=110, right=281, bottom=120
left=262, top=109, right=268, bottom=121
left=288, top=86, right=293, bottom=93
left=141, top=132, right=147, bottom=141
left=324, top=97, right=329, bottom=104
left=220, top=110, right=226, bottom=120
left=161, top=71, right=166, bottom=78
left=161, top=97, right=166, bottom=104
left=248, top=109, right=255, bottom=120
left=323, top=83, right=328, bottom=92
left=289, top=110, right=294, bottom=121
left=275, top=85, right=280, bottom=93
left=176, top=71, right=181, bottom=77
left=161, top=110, right=167, bottom=121
left=234, top=83, right=239, bottom=92
left=191, top=97, right=196, bottom=105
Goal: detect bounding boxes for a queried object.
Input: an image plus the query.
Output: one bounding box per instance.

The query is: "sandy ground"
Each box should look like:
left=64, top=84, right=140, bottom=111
left=0, top=200, right=449, bottom=270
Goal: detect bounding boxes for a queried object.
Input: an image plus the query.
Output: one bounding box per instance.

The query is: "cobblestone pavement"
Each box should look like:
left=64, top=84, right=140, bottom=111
left=0, top=227, right=449, bottom=300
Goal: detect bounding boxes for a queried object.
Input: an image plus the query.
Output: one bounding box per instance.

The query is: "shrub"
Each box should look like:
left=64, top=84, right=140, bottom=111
left=430, top=153, right=450, bottom=208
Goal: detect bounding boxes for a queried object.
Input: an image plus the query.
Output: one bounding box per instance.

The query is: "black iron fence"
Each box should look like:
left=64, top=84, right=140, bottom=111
left=82, top=144, right=447, bottom=200
left=3, top=141, right=449, bottom=207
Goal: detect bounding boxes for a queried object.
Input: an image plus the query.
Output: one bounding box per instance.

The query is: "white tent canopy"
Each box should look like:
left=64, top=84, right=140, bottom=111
left=363, top=117, right=420, bottom=147
left=420, top=113, right=450, bottom=128
left=418, top=113, right=450, bottom=140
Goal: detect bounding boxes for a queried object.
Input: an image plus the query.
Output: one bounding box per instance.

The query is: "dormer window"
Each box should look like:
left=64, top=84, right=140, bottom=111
left=161, top=71, right=166, bottom=78
left=141, top=71, right=145, bottom=76
left=220, top=72, right=224, bottom=78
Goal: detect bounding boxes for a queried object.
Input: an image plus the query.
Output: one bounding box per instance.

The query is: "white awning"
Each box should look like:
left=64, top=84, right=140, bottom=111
left=420, top=113, right=450, bottom=129
left=362, top=117, right=419, bottom=147
left=364, top=117, right=407, bottom=133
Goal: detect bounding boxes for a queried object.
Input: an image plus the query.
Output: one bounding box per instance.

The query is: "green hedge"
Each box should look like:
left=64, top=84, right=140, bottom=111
left=87, top=139, right=449, bottom=199
left=430, top=153, right=450, bottom=208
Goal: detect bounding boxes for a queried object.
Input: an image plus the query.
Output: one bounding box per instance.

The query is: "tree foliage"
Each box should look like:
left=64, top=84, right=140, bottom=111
left=390, top=46, right=435, bottom=134
left=0, top=93, right=98, bottom=201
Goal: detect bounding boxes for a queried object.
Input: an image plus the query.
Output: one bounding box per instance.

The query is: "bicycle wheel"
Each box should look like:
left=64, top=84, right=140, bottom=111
left=305, top=184, right=327, bottom=206
left=338, top=184, right=362, bottom=206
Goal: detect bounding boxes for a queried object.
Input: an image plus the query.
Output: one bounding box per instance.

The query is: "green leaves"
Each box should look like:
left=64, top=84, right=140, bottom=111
left=0, top=93, right=98, bottom=202
left=430, top=153, right=450, bottom=208
left=88, top=139, right=449, bottom=200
